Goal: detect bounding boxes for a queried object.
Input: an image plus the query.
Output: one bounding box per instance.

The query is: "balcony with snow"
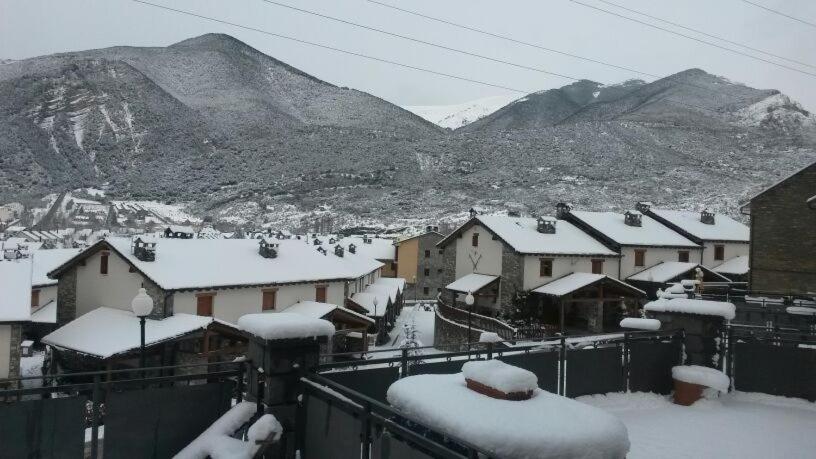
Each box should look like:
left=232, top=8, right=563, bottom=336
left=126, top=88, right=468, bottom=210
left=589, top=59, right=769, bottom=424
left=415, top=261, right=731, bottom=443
left=387, top=359, right=630, bottom=459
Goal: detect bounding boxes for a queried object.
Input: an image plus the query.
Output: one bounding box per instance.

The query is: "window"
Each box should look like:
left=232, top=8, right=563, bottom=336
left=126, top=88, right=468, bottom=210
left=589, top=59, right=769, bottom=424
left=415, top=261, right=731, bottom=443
left=634, top=249, right=646, bottom=267
left=678, top=251, right=690, bottom=263
left=196, top=294, right=214, bottom=316
left=423, top=287, right=429, bottom=295
left=100, top=251, right=109, bottom=275
left=262, top=289, right=277, bottom=311
left=391, top=262, right=397, bottom=270
left=591, top=259, right=604, bottom=274
left=714, top=245, right=725, bottom=261
left=438, top=249, right=444, bottom=255
left=424, top=268, right=430, bottom=276
left=424, top=249, right=431, bottom=258
left=316, top=285, right=327, bottom=303
left=472, top=233, right=479, bottom=247
left=31, top=289, right=40, bottom=308
left=539, top=258, right=553, bottom=277
left=437, top=268, right=443, bottom=274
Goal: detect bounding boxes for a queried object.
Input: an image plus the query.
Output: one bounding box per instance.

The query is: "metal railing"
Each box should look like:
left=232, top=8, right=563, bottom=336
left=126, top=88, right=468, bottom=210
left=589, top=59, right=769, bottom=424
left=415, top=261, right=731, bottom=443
left=437, top=298, right=517, bottom=339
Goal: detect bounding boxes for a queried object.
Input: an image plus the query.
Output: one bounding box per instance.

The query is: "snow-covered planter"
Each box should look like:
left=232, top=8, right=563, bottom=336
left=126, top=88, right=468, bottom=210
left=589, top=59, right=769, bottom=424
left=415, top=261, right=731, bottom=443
left=671, top=365, right=730, bottom=406
left=462, top=360, right=537, bottom=400
left=388, top=371, right=629, bottom=459
left=619, top=317, right=661, bottom=331
left=478, top=331, right=502, bottom=343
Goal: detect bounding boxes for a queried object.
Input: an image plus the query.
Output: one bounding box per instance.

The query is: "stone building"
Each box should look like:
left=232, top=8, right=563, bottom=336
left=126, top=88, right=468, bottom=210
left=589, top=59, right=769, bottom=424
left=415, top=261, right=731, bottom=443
left=0, top=259, right=32, bottom=385
left=394, top=227, right=445, bottom=300
left=744, top=161, right=816, bottom=294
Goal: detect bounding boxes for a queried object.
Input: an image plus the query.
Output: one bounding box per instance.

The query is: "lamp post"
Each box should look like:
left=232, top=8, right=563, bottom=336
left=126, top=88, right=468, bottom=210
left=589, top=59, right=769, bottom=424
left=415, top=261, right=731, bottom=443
left=465, top=291, right=475, bottom=349
left=373, top=296, right=380, bottom=345
left=131, top=287, right=154, bottom=373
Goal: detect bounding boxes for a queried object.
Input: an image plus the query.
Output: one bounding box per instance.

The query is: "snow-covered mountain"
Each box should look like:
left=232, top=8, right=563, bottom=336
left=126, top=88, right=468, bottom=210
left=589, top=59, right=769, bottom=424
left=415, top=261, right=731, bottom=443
left=403, top=95, right=518, bottom=129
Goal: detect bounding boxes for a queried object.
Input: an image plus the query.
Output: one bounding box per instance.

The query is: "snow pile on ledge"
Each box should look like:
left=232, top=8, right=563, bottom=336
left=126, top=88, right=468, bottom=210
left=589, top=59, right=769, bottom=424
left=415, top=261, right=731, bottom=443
left=620, top=318, right=661, bottom=331
left=237, top=313, right=335, bottom=340
left=479, top=332, right=502, bottom=343
left=672, top=365, right=730, bottom=392
left=175, top=402, right=282, bottom=459
left=645, top=298, right=735, bottom=320
left=787, top=306, right=816, bottom=316
left=387, top=373, right=629, bottom=458
left=462, top=360, right=537, bottom=394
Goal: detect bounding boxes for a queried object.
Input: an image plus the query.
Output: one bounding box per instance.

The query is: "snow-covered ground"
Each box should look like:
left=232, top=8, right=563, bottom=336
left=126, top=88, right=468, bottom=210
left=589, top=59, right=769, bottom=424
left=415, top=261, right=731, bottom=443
left=403, top=95, right=517, bottom=129
left=370, top=302, right=442, bottom=356
left=578, top=392, right=816, bottom=459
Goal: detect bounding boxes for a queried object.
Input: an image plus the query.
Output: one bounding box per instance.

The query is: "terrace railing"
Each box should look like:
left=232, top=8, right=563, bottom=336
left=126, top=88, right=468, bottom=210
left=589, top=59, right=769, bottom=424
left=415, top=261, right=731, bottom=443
left=437, top=297, right=517, bottom=340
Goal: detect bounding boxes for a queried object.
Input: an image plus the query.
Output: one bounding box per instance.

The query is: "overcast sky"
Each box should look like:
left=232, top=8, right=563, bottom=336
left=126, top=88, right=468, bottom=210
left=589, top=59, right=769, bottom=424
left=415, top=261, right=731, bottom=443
left=2, top=0, right=816, bottom=109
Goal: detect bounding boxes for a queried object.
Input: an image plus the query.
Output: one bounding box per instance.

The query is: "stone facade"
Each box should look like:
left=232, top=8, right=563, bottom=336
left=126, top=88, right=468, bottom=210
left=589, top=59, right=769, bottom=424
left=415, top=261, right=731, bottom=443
left=749, top=162, right=816, bottom=294
left=410, top=233, right=446, bottom=300
left=499, top=246, right=524, bottom=315
left=143, top=277, right=173, bottom=319
left=439, top=244, right=457, bottom=294
left=433, top=309, right=482, bottom=350
left=56, top=267, right=77, bottom=326
left=647, top=311, right=724, bottom=368
left=7, top=324, right=22, bottom=383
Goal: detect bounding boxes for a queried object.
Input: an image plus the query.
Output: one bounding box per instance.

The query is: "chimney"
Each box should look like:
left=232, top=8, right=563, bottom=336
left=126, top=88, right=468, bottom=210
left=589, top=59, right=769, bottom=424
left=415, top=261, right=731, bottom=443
left=536, top=216, right=556, bottom=234
left=426, top=225, right=432, bottom=232
left=334, top=245, right=344, bottom=257
left=317, top=246, right=327, bottom=256
left=349, top=243, right=356, bottom=254
left=363, top=235, right=372, bottom=244
left=624, top=210, right=643, bottom=227
left=313, top=238, right=322, bottom=246
left=258, top=238, right=279, bottom=258
left=469, top=208, right=478, bottom=219
left=700, top=209, right=715, bottom=225
left=132, top=237, right=156, bottom=262
left=555, top=202, right=572, bottom=219
left=635, top=201, right=652, bottom=214
left=329, top=237, right=336, bottom=244
left=433, top=226, right=439, bottom=232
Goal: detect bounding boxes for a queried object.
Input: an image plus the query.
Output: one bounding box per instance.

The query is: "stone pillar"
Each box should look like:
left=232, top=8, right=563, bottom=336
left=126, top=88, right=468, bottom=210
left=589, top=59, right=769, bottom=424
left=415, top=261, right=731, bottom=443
left=499, top=246, right=524, bottom=315
left=646, top=312, right=724, bottom=368
left=143, top=278, right=171, bottom=319
left=56, top=267, right=77, bottom=326
left=7, top=325, right=23, bottom=385
left=587, top=301, right=604, bottom=333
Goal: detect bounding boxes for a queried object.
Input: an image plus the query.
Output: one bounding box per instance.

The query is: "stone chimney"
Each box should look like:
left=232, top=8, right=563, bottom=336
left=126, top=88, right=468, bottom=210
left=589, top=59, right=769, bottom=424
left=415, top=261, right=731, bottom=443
left=348, top=243, right=356, bottom=254
left=700, top=209, right=715, bottom=225
left=635, top=201, right=652, bottom=214
left=469, top=208, right=478, bottom=219
left=624, top=210, right=643, bottom=227
left=334, top=244, right=344, bottom=257
left=536, top=216, right=556, bottom=234
left=132, top=237, right=156, bottom=262
left=555, top=202, right=572, bottom=219
left=258, top=238, right=279, bottom=259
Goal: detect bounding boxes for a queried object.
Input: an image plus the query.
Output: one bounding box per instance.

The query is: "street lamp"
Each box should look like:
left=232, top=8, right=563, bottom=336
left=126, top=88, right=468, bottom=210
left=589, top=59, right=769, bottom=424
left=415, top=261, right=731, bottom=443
left=373, top=296, right=380, bottom=345
left=131, top=287, right=153, bottom=372
left=465, top=291, right=475, bottom=349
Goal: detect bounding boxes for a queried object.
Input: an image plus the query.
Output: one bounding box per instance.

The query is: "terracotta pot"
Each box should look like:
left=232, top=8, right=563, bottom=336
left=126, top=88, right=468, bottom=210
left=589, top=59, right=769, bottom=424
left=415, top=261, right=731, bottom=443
left=465, top=378, right=533, bottom=401
left=673, top=379, right=704, bottom=406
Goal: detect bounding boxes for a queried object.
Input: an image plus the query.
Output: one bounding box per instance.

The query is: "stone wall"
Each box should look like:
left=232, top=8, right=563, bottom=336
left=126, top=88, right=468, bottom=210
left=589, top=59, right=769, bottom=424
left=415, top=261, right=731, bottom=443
left=647, top=311, right=724, bottom=368
left=750, top=162, right=816, bottom=294
left=499, top=246, right=524, bottom=315
left=433, top=309, right=482, bottom=350
left=143, top=278, right=172, bottom=319
left=56, top=267, right=77, bottom=326
left=6, top=325, right=22, bottom=384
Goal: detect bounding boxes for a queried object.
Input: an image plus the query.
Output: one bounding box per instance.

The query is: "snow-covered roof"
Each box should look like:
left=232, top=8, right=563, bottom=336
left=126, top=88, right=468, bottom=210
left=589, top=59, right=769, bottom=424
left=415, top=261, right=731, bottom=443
left=42, top=307, right=213, bottom=358
left=374, top=277, right=406, bottom=294
left=650, top=209, right=749, bottom=242
left=628, top=262, right=704, bottom=283
left=365, top=283, right=399, bottom=304
left=471, top=215, right=618, bottom=256
left=446, top=273, right=499, bottom=293
left=713, top=255, right=750, bottom=275
left=31, top=299, right=57, bottom=324
left=350, top=292, right=388, bottom=317
left=31, top=248, right=82, bottom=287
left=63, top=238, right=382, bottom=291
left=387, top=373, right=630, bottom=459
left=237, top=313, right=335, bottom=340
left=570, top=210, right=700, bottom=247
left=341, top=236, right=395, bottom=260
left=532, top=272, right=645, bottom=297
left=644, top=298, right=736, bottom=320
left=0, top=259, right=32, bottom=322
left=282, top=300, right=374, bottom=325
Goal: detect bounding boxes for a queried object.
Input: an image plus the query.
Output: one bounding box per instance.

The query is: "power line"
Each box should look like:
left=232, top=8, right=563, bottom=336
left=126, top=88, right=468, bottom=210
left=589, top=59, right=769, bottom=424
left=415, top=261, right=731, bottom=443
left=740, top=0, right=816, bottom=30
left=130, top=0, right=530, bottom=93
left=259, top=0, right=584, bottom=82
left=569, top=0, right=816, bottom=79
left=595, top=0, right=816, bottom=70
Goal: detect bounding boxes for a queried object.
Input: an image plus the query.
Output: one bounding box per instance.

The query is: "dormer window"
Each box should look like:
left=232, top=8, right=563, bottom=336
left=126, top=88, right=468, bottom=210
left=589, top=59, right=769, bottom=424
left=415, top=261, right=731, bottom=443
left=624, top=210, right=643, bottom=227
left=537, top=216, right=556, bottom=234
left=701, top=209, right=715, bottom=225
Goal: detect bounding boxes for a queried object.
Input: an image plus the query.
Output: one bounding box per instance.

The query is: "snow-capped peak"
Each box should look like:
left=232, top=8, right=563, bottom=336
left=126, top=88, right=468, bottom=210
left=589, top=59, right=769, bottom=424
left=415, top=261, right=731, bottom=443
left=403, top=95, right=519, bottom=129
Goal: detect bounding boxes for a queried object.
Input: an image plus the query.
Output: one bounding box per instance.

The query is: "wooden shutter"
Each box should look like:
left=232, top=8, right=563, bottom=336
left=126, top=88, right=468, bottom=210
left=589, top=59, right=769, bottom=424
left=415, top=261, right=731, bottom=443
left=315, top=286, right=327, bottom=303
left=31, top=289, right=40, bottom=308
left=591, top=259, right=604, bottom=274
left=100, top=251, right=109, bottom=275
left=196, top=294, right=214, bottom=316
left=540, top=259, right=553, bottom=277
left=262, top=289, right=277, bottom=311
left=472, top=233, right=479, bottom=247
left=714, top=245, right=725, bottom=261
left=634, top=250, right=646, bottom=267
left=678, top=251, right=690, bottom=263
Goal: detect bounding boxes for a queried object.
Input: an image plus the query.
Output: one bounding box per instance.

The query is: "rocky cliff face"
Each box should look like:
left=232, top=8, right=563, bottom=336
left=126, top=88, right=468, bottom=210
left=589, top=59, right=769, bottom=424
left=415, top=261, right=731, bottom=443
left=1, top=34, right=814, bottom=227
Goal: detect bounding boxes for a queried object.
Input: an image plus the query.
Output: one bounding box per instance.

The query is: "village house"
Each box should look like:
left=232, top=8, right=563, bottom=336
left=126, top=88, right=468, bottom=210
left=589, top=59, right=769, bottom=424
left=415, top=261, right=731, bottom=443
left=26, top=248, right=82, bottom=338
left=637, top=202, right=750, bottom=270
left=394, top=227, right=446, bottom=300
left=743, top=161, right=816, bottom=294
left=0, top=259, right=31, bottom=385
left=437, top=212, right=633, bottom=329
